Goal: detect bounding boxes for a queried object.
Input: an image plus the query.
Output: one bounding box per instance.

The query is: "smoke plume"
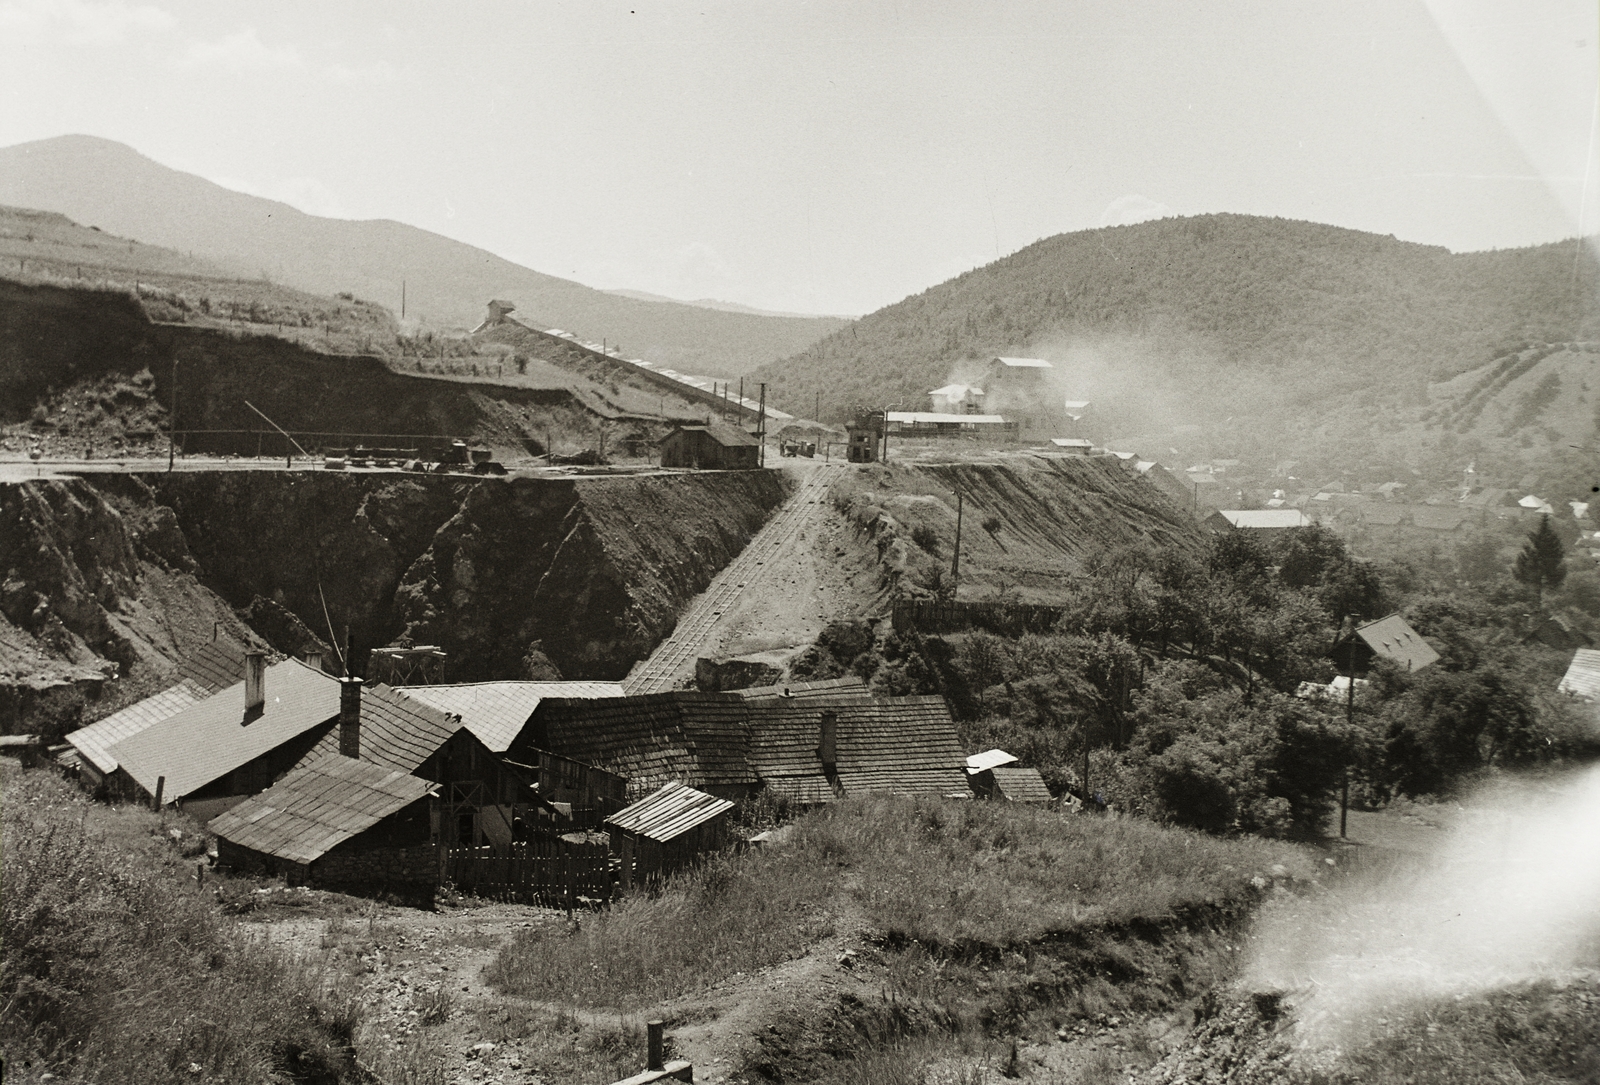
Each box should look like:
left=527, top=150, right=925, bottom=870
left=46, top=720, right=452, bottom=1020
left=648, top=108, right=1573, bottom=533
left=1245, top=766, right=1600, bottom=1051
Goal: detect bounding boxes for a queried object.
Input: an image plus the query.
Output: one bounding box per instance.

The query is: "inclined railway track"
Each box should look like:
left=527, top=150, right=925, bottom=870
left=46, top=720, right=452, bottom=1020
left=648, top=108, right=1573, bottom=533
left=624, top=463, right=845, bottom=694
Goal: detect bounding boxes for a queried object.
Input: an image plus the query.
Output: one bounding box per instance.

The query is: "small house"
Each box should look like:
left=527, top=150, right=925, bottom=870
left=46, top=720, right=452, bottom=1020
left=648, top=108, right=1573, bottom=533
left=965, top=749, right=1053, bottom=804
left=209, top=755, right=438, bottom=903
left=1048, top=437, right=1094, bottom=454
left=106, top=655, right=341, bottom=820
left=1523, top=615, right=1594, bottom=652
left=1330, top=614, right=1440, bottom=675
left=928, top=383, right=984, bottom=414
left=1558, top=648, right=1600, bottom=700
left=397, top=680, right=627, bottom=754
left=605, top=781, right=735, bottom=888
left=659, top=422, right=760, bottom=470
left=62, top=640, right=247, bottom=794
left=1208, top=509, right=1313, bottom=531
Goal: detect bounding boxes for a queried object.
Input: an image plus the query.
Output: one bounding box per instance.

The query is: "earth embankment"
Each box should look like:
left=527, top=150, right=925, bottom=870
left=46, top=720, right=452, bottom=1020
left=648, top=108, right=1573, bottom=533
left=0, top=467, right=788, bottom=736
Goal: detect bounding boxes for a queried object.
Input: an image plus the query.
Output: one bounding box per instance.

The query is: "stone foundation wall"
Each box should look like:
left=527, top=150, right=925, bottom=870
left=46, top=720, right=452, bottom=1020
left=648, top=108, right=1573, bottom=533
left=312, top=843, right=438, bottom=898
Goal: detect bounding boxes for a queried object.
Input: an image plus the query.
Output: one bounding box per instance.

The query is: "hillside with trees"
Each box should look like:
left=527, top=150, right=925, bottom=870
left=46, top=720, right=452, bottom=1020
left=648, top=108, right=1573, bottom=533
left=754, top=215, right=1600, bottom=477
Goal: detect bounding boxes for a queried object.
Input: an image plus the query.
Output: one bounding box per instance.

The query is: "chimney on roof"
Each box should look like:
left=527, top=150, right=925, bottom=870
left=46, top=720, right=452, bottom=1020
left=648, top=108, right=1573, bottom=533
left=818, top=710, right=837, bottom=771
left=244, top=651, right=267, bottom=715
left=339, top=678, right=363, bottom=759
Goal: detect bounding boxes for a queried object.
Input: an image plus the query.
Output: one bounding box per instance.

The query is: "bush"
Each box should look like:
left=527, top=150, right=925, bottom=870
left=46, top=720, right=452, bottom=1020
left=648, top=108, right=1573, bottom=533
left=0, top=770, right=361, bottom=1083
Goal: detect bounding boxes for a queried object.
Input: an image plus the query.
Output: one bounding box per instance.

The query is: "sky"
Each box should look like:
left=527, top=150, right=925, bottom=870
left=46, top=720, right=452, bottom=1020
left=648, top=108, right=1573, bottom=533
left=0, top=0, right=1595, bottom=316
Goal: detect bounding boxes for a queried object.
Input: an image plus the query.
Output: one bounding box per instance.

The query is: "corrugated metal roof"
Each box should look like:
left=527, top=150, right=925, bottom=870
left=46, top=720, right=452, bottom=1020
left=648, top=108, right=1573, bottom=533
left=65, top=681, right=205, bottom=775
left=398, top=681, right=625, bottom=752
left=1219, top=510, right=1312, bottom=529
left=208, top=756, right=434, bottom=864
left=527, top=692, right=755, bottom=796
left=294, top=683, right=460, bottom=775
left=966, top=749, right=1019, bottom=774
left=109, top=660, right=340, bottom=799
left=990, top=766, right=1054, bottom=803
left=604, top=781, right=734, bottom=843
left=735, top=676, right=871, bottom=703
left=1559, top=648, right=1600, bottom=700
left=1350, top=614, right=1440, bottom=672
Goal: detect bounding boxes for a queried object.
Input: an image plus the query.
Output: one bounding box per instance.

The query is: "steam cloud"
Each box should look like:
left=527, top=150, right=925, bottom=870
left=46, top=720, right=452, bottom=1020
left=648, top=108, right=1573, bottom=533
left=1245, top=767, right=1600, bottom=1051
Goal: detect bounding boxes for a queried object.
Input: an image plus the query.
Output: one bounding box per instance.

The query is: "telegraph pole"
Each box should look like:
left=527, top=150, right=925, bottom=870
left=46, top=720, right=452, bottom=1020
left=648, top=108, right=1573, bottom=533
left=167, top=355, right=178, bottom=471
left=756, top=383, right=767, bottom=467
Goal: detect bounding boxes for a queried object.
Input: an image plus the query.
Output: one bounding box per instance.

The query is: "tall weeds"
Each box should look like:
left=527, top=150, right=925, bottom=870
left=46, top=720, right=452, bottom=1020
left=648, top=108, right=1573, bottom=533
left=1, top=770, right=361, bottom=1083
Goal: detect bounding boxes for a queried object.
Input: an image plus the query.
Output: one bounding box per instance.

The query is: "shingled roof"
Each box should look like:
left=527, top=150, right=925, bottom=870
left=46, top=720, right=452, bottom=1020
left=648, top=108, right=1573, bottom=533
left=988, top=766, right=1054, bottom=803
left=734, top=676, right=871, bottom=703
left=397, top=681, right=626, bottom=752
left=294, top=682, right=460, bottom=776
left=746, top=697, right=967, bottom=800
left=208, top=757, right=434, bottom=864
left=522, top=692, right=755, bottom=797
left=109, top=660, right=339, bottom=800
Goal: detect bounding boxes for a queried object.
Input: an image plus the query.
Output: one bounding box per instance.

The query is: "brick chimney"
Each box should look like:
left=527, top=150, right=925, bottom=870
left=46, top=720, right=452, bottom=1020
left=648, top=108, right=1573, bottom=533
left=244, top=651, right=267, bottom=715
left=818, top=710, right=837, bottom=772
left=339, top=678, right=363, bottom=759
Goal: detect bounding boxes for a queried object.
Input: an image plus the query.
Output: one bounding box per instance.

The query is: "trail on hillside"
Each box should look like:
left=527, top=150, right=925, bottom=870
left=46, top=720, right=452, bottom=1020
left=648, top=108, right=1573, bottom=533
left=624, top=461, right=848, bottom=693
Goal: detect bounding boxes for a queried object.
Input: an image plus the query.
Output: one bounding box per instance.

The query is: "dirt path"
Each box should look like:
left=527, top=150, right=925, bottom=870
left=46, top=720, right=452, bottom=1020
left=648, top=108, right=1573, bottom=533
left=624, top=459, right=869, bottom=692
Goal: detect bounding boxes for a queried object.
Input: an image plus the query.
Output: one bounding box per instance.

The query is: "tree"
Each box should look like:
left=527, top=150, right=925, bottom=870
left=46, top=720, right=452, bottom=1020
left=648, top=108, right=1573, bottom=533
left=1512, top=515, right=1567, bottom=605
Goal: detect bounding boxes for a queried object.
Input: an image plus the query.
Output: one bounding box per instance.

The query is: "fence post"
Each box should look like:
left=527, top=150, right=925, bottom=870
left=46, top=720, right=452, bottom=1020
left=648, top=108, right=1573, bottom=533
left=152, top=775, right=165, bottom=812
left=647, top=1021, right=665, bottom=1071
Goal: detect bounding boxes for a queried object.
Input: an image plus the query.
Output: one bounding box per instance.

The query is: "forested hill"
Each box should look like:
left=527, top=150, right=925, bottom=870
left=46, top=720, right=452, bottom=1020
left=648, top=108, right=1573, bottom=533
left=755, top=214, right=1600, bottom=467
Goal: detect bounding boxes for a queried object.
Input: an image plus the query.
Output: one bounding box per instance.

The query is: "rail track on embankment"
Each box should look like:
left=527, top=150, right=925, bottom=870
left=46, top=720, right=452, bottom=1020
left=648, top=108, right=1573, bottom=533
left=624, top=462, right=845, bottom=693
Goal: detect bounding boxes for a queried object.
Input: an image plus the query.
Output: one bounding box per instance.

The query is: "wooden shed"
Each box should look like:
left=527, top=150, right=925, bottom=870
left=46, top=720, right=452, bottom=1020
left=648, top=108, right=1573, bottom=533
left=659, top=423, right=760, bottom=470
left=606, top=781, right=735, bottom=888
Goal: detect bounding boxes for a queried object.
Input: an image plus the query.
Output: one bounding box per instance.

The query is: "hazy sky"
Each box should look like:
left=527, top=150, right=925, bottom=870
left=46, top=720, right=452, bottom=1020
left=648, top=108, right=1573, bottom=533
left=1, top=0, right=1595, bottom=315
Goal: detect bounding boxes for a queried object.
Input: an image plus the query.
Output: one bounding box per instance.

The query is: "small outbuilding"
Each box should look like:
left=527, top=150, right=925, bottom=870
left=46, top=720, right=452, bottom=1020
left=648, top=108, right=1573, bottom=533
left=965, top=749, right=1054, bottom=804
left=209, top=755, right=438, bottom=903
left=1330, top=614, right=1440, bottom=675
left=1523, top=614, right=1595, bottom=652
left=659, top=422, right=760, bottom=470
left=1558, top=648, right=1600, bottom=700
left=605, top=780, right=735, bottom=888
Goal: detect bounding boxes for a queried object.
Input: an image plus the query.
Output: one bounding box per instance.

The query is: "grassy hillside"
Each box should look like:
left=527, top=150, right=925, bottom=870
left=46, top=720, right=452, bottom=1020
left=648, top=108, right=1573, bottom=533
left=753, top=215, right=1600, bottom=479
left=0, top=135, right=849, bottom=377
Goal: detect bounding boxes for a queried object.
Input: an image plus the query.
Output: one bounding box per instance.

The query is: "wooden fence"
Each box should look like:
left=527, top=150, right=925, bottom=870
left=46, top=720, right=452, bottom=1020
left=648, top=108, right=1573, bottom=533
left=892, top=600, right=1067, bottom=635
left=445, top=837, right=614, bottom=906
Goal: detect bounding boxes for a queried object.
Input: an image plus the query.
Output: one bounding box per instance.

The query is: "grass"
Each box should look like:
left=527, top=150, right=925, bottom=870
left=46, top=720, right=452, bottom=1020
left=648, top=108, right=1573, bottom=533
left=0, top=768, right=364, bottom=1084
left=808, top=796, right=1314, bottom=949
left=485, top=843, right=841, bottom=1009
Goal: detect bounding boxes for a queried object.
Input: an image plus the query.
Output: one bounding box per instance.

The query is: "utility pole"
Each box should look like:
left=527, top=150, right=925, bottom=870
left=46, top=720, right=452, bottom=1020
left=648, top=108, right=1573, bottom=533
left=167, top=355, right=178, bottom=471
left=756, top=383, right=767, bottom=467
left=950, top=484, right=964, bottom=599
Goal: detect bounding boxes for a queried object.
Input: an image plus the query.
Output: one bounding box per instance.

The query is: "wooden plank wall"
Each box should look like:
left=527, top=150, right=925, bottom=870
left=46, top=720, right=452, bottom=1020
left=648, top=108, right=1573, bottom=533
left=446, top=838, right=613, bottom=905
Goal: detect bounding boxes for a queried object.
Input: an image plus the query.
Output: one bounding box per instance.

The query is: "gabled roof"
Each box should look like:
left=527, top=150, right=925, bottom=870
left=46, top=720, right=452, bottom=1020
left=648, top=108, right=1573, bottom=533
left=746, top=697, right=967, bottom=799
left=928, top=383, right=982, bottom=398
left=1217, top=509, right=1312, bottom=529
left=109, top=660, right=340, bottom=799
left=1558, top=648, right=1600, bottom=699
left=1050, top=438, right=1094, bottom=448
left=208, top=757, right=434, bottom=864
left=735, top=676, right=871, bottom=703
left=66, top=681, right=206, bottom=775
left=294, top=683, right=460, bottom=776
left=671, top=423, right=759, bottom=448
left=178, top=640, right=250, bottom=695
left=1345, top=614, right=1440, bottom=672
left=605, top=781, right=734, bottom=843
left=966, top=748, right=1019, bottom=774
left=398, top=681, right=626, bottom=752
left=1411, top=506, right=1467, bottom=531
left=992, top=356, right=1053, bottom=368
left=526, top=692, right=755, bottom=795
left=989, top=766, right=1054, bottom=803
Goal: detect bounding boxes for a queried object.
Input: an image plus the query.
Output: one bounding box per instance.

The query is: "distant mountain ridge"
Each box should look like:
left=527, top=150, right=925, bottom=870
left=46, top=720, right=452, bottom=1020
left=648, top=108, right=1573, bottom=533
left=0, top=135, right=849, bottom=377
left=753, top=213, right=1600, bottom=478
left=603, top=287, right=855, bottom=321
